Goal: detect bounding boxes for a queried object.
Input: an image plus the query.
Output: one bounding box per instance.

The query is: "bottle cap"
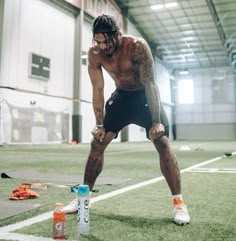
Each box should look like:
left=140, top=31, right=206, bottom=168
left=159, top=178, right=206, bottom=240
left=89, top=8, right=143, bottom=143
left=78, top=185, right=90, bottom=196
left=55, top=202, right=63, bottom=207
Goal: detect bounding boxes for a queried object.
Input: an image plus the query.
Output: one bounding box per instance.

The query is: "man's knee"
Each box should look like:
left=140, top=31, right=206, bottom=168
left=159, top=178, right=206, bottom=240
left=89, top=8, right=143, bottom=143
left=154, top=135, right=170, bottom=150
left=91, top=132, right=115, bottom=151
left=91, top=139, right=107, bottom=152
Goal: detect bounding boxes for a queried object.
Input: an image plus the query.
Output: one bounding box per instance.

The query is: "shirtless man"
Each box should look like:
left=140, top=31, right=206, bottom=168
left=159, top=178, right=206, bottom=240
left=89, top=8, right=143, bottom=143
left=65, top=14, right=190, bottom=225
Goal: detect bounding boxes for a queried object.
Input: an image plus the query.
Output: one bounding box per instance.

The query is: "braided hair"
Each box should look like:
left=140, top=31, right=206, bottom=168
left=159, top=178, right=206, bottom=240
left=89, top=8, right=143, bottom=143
left=92, top=14, right=120, bottom=46
left=92, top=14, right=119, bottom=35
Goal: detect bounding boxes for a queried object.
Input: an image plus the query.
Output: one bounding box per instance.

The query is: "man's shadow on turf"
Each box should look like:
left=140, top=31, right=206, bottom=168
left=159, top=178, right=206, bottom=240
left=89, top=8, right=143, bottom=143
left=81, top=213, right=170, bottom=240
left=94, top=212, right=169, bottom=227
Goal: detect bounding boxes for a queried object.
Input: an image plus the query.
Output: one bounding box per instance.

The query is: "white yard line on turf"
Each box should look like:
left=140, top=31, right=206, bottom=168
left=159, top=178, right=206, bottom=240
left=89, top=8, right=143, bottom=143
left=187, top=167, right=236, bottom=173
left=0, top=152, right=235, bottom=240
left=0, top=211, right=53, bottom=232
left=0, top=232, right=63, bottom=241
left=90, top=153, right=236, bottom=203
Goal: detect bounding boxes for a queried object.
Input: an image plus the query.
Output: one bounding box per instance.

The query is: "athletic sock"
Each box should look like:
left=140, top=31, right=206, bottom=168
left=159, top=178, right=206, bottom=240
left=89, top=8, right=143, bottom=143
left=172, top=194, right=183, bottom=200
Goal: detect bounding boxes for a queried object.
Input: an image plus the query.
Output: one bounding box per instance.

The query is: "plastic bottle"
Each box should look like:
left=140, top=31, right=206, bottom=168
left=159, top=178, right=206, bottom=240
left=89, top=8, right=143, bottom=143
left=52, top=202, right=66, bottom=240
left=77, top=185, right=90, bottom=235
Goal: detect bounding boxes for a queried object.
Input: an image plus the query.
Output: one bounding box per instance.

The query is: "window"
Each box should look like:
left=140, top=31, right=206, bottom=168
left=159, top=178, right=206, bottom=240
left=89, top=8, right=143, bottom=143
left=177, top=79, right=194, bottom=104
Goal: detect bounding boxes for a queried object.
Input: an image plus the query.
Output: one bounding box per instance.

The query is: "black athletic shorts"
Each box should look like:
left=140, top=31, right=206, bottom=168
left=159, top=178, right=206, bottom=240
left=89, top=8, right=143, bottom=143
left=103, top=89, right=169, bottom=139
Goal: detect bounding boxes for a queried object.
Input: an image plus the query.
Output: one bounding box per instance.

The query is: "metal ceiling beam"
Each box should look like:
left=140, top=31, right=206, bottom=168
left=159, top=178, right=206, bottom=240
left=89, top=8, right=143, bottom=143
left=114, top=0, right=161, bottom=59
left=206, top=0, right=226, bottom=45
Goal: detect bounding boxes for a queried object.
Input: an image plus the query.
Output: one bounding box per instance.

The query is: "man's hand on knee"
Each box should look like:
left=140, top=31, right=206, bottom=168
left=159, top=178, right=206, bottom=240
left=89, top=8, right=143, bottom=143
left=91, top=126, right=105, bottom=142
left=149, top=123, right=165, bottom=142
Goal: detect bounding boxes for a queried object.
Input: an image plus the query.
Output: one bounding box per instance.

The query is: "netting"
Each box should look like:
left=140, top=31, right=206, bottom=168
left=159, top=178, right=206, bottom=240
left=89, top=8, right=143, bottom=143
left=0, top=100, right=69, bottom=144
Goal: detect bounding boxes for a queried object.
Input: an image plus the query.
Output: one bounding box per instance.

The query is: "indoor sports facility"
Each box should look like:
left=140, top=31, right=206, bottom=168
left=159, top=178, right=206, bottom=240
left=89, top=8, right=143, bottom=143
left=0, top=0, right=235, bottom=241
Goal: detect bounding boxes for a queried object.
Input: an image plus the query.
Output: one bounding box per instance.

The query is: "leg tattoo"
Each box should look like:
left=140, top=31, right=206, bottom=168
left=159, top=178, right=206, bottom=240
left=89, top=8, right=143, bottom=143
left=83, top=133, right=114, bottom=191
left=84, top=154, right=104, bottom=191
left=154, top=137, right=181, bottom=195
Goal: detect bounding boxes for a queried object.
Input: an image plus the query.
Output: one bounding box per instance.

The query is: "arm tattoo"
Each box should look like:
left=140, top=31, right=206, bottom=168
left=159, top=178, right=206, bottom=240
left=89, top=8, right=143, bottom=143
left=131, top=39, right=154, bottom=82
left=131, top=39, right=161, bottom=123
left=94, top=107, right=103, bottom=124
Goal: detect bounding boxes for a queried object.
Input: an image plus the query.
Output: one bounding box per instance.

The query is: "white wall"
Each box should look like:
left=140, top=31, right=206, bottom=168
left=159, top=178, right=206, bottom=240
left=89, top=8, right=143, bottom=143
left=1, top=0, right=74, bottom=108
left=0, top=0, right=3, bottom=76
left=80, top=19, right=94, bottom=143
left=175, top=67, right=236, bottom=140
left=127, top=20, right=143, bottom=38
left=0, top=0, right=75, bottom=143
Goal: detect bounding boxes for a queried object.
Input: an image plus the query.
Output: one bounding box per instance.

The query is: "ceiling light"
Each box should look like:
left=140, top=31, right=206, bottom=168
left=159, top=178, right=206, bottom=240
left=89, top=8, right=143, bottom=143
left=151, top=2, right=178, bottom=10
left=179, top=70, right=189, bottom=75
left=182, top=36, right=196, bottom=41
left=151, top=4, right=164, bottom=10
left=165, top=2, right=178, bottom=8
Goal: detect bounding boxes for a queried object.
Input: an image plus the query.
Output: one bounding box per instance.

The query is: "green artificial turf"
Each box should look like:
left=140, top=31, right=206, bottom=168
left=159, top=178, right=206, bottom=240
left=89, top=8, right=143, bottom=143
left=16, top=172, right=236, bottom=241
left=0, top=141, right=236, bottom=241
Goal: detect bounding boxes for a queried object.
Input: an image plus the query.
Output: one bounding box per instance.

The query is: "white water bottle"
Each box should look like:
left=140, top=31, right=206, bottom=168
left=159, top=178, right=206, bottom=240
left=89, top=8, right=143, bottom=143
left=77, top=185, right=90, bottom=235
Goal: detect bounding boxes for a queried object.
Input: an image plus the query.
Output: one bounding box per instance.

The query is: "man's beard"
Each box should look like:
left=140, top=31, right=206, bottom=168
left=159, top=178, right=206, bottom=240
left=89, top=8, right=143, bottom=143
left=105, top=37, right=119, bottom=57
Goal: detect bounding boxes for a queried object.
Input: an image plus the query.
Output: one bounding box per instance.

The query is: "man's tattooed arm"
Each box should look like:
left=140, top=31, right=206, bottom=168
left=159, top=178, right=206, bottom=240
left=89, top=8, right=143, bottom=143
left=131, top=39, right=161, bottom=124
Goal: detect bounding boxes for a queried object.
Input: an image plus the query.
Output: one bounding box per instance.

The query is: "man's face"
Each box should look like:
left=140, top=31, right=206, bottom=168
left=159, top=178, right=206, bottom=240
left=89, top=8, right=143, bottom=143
left=94, top=33, right=118, bottom=56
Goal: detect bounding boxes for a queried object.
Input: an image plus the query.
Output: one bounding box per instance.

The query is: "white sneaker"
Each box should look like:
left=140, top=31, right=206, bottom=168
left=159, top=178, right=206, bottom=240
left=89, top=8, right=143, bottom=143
left=172, top=198, right=190, bottom=225
left=63, top=195, right=92, bottom=215
left=63, top=198, right=78, bottom=215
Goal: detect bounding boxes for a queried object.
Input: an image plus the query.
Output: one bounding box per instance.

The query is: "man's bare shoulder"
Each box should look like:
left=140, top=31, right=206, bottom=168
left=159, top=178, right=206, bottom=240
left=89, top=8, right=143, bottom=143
left=121, top=35, right=151, bottom=63
left=88, top=46, right=103, bottom=58
left=122, top=35, right=149, bottom=52
left=122, top=35, right=147, bottom=46
left=121, top=35, right=149, bottom=59
left=88, top=47, right=103, bottom=67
